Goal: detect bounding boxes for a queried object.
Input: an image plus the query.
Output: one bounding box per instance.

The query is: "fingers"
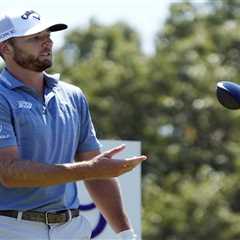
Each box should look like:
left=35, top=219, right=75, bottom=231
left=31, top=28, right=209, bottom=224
left=102, top=144, right=126, bottom=158
left=125, top=155, right=147, bottom=162
left=122, top=155, right=147, bottom=170
left=100, top=146, right=147, bottom=176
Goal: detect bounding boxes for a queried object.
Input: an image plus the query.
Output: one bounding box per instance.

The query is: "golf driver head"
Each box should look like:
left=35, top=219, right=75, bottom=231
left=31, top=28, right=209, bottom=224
left=216, top=81, right=240, bottom=110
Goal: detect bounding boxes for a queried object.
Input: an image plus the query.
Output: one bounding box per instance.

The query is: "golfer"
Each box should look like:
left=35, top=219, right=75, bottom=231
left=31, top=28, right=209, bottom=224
left=0, top=9, right=146, bottom=239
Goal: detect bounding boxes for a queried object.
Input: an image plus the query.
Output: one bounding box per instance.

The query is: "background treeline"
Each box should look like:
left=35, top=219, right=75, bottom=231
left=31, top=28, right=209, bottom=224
left=5, top=0, right=240, bottom=239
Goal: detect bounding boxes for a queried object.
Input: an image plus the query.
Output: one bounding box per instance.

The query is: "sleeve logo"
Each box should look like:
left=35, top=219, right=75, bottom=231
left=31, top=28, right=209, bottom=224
left=0, top=124, right=10, bottom=139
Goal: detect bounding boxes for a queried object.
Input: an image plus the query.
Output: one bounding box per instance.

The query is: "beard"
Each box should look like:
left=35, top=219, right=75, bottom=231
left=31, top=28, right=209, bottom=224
left=12, top=45, right=52, bottom=72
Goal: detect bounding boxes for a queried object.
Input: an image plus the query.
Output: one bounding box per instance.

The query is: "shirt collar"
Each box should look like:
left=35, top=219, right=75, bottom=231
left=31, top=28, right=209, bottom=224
left=43, top=72, right=60, bottom=89
left=0, top=68, right=60, bottom=90
left=0, top=68, right=24, bottom=89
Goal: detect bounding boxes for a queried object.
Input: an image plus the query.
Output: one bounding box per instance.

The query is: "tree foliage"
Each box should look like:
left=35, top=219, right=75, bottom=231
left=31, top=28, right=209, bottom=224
left=143, top=0, right=240, bottom=239
left=51, top=1, right=240, bottom=239
left=52, top=20, right=150, bottom=141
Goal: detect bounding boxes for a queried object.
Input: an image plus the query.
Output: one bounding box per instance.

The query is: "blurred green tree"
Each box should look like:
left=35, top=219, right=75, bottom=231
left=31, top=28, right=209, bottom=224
left=50, top=0, right=240, bottom=239
left=52, top=20, right=150, bottom=141
left=143, top=0, right=240, bottom=239
left=143, top=168, right=240, bottom=240
left=147, top=0, right=240, bottom=180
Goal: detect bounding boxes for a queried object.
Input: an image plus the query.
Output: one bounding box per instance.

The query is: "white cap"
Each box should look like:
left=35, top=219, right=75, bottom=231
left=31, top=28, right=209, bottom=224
left=0, top=10, right=68, bottom=43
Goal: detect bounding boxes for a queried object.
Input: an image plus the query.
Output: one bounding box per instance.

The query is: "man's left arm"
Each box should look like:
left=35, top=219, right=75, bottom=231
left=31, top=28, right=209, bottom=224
left=75, top=150, right=132, bottom=233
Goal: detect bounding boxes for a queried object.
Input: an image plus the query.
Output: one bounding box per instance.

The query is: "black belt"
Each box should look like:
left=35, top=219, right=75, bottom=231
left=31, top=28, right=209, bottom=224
left=0, top=209, right=80, bottom=224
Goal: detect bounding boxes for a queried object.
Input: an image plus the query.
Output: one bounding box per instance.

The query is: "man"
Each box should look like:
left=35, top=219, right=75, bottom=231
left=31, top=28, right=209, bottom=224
left=0, top=10, right=146, bottom=240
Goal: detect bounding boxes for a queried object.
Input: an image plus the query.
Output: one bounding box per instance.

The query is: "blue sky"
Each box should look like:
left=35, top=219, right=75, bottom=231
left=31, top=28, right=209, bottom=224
left=1, top=0, right=173, bottom=54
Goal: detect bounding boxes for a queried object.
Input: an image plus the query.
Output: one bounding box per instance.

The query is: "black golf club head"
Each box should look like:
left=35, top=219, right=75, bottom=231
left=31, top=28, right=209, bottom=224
left=216, top=81, right=240, bottom=110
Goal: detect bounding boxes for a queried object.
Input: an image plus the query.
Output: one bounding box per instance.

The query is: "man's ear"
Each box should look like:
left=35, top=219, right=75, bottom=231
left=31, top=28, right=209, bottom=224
left=0, top=42, right=12, bottom=57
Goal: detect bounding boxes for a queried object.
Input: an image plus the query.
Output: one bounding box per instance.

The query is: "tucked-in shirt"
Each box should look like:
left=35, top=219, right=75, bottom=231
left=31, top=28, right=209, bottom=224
left=0, top=68, right=100, bottom=211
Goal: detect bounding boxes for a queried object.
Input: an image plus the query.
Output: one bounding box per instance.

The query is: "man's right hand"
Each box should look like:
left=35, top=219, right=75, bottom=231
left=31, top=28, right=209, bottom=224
left=82, top=145, right=147, bottom=179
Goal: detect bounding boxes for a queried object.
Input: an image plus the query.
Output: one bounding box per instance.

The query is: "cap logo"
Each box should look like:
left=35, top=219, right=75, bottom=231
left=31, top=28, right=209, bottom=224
left=21, top=10, right=40, bottom=21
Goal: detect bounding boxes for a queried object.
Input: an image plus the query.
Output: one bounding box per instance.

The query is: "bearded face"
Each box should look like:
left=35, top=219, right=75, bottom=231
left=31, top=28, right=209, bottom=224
left=7, top=32, right=53, bottom=72
left=11, top=42, right=52, bottom=72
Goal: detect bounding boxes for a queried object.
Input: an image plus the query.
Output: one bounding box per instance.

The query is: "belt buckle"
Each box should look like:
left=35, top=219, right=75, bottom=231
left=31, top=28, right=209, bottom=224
left=45, top=211, right=51, bottom=225
left=45, top=210, right=73, bottom=224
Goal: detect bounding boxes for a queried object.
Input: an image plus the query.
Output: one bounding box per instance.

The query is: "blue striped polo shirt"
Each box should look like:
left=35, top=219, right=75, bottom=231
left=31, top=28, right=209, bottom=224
left=0, top=68, right=101, bottom=211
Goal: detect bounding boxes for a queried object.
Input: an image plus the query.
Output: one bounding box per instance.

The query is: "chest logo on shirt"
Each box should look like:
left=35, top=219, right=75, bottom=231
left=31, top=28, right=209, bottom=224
left=18, top=101, right=32, bottom=109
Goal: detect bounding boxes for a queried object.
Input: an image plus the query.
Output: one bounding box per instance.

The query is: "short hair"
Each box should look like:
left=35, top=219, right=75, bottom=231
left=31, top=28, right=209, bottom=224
left=0, top=50, right=4, bottom=60
left=5, top=38, right=15, bottom=46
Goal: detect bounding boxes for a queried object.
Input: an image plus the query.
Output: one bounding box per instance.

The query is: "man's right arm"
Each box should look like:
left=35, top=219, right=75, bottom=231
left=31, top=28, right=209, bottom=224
left=0, top=145, right=146, bottom=188
left=0, top=146, right=91, bottom=187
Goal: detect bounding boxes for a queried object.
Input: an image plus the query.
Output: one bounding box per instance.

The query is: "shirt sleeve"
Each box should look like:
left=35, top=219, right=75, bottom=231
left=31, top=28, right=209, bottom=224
left=76, top=92, right=101, bottom=153
left=0, top=95, right=17, bottom=148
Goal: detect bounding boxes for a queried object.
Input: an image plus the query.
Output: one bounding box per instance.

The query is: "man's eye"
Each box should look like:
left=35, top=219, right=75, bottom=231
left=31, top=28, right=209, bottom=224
left=33, top=36, right=40, bottom=40
left=28, top=34, right=50, bottom=42
left=28, top=36, right=40, bottom=41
